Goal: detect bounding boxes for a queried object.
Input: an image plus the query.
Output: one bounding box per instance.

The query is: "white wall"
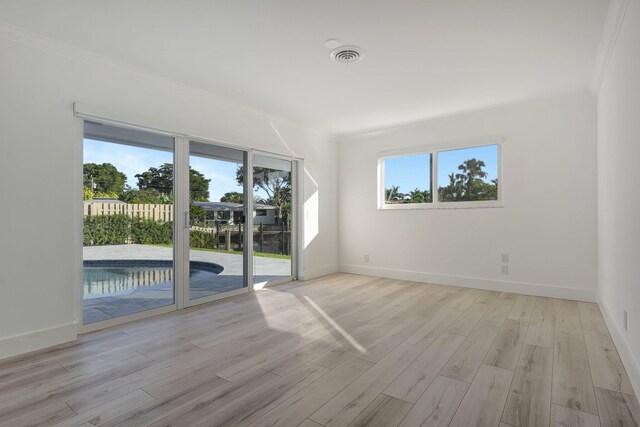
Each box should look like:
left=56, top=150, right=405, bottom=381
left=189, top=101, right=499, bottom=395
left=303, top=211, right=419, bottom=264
left=0, top=25, right=338, bottom=359
left=339, top=93, right=598, bottom=300
left=597, top=0, right=640, bottom=395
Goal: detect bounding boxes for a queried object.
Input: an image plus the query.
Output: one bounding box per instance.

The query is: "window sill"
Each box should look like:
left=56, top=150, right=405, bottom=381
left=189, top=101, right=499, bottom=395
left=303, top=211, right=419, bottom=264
left=379, top=202, right=503, bottom=210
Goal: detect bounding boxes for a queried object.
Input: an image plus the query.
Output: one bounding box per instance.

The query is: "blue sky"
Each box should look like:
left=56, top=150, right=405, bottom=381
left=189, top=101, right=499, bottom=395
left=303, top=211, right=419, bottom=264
left=384, top=145, right=498, bottom=193
left=84, top=139, right=244, bottom=202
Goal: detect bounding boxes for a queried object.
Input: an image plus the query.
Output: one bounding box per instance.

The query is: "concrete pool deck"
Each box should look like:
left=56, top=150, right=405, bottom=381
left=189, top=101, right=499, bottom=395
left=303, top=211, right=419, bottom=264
left=83, top=244, right=291, bottom=324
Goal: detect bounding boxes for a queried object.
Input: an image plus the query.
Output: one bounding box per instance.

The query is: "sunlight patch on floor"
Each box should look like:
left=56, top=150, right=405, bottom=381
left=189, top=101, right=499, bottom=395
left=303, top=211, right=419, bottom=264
left=253, top=289, right=367, bottom=353
left=303, top=296, right=368, bottom=354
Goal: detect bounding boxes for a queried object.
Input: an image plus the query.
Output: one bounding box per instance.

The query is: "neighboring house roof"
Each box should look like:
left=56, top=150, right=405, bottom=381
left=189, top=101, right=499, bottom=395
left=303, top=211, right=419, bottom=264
left=85, top=198, right=126, bottom=204
left=254, top=203, right=277, bottom=210
left=194, top=201, right=241, bottom=211
left=194, top=201, right=276, bottom=211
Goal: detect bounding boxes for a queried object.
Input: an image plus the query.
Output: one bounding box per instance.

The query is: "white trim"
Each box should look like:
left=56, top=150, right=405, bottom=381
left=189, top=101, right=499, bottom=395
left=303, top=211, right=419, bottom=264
left=301, top=264, right=340, bottom=281
left=377, top=158, right=385, bottom=209
left=75, top=103, right=187, bottom=138
left=339, top=264, right=597, bottom=302
left=432, top=149, right=438, bottom=203
left=253, top=148, right=302, bottom=162
left=598, top=295, right=640, bottom=397
left=296, top=159, right=306, bottom=280
left=74, top=118, right=85, bottom=328
left=377, top=136, right=504, bottom=158
left=185, top=287, right=249, bottom=308
left=255, top=276, right=295, bottom=290
left=245, top=150, right=255, bottom=291
left=79, top=304, right=177, bottom=334
left=380, top=201, right=504, bottom=210
left=589, top=0, right=631, bottom=94
left=291, top=159, right=299, bottom=280
left=175, top=136, right=190, bottom=310
left=0, top=323, right=77, bottom=361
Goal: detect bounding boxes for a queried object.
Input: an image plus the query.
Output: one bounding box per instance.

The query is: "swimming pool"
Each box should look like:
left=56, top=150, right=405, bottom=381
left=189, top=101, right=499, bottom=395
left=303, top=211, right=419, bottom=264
left=83, top=259, right=223, bottom=298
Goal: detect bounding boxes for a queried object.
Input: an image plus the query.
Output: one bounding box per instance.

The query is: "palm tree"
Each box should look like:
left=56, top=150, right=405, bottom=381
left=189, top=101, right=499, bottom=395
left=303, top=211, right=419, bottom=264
left=408, top=188, right=430, bottom=203
left=439, top=172, right=461, bottom=201
left=455, top=158, right=487, bottom=200
left=385, top=185, right=404, bottom=203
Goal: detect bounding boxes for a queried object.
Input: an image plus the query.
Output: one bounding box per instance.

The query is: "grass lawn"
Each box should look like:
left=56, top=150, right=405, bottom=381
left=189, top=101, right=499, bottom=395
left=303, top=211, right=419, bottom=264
left=150, top=244, right=291, bottom=260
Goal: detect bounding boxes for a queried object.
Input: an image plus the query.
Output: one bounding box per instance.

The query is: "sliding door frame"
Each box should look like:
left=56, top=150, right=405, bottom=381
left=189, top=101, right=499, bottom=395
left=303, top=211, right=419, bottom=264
left=175, top=136, right=189, bottom=310
left=74, top=106, right=301, bottom=333
left=252, top=150, right=299, bottom=289
left=182, top=146, right=253, bottom=308
left=78, top=123, right=179, bottom=334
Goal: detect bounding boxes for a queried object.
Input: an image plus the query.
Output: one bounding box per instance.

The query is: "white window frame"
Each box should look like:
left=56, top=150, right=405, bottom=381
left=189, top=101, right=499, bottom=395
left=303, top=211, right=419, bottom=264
left=377, top=136, right=503, bottom=210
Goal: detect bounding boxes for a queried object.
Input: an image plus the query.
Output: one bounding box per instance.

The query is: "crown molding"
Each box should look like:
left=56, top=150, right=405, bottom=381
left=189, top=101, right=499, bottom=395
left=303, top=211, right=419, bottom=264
left=0, top=20, right=326, bottom=136
left=589, top=0, right=630, bottom=95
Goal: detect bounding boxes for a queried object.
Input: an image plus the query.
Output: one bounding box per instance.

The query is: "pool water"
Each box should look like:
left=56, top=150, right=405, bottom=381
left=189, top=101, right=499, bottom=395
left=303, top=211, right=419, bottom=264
left=83, top=260, right=223, bottom=298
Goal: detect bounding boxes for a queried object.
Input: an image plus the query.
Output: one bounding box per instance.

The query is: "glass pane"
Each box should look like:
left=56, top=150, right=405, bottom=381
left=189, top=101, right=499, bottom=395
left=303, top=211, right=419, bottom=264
left=437, top=145, right=499, bottom=202
left=82, top=122, right=175, bottom=324
left=189, top=141, right=246, bottom=299
left=384, top=153, right=432, bottom=204
left=253, top=155, right=293, bottom=284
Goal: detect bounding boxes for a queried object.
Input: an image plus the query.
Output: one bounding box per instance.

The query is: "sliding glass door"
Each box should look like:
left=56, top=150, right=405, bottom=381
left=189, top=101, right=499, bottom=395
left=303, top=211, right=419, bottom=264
left=81, top=120, right=297, bottom=328
left=252, top=154, right=294, bottom=286
left=82, top=122, right=176, bottom=325
left=187, top=142, right=247, bottom=304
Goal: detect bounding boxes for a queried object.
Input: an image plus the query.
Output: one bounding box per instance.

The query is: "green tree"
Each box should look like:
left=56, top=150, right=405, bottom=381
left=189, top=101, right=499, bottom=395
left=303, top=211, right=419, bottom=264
left=438, top=173, right=463, bottom=201
left=220, top=191, right=244, bottom=203
left=188, top=168, right=210, bottom=202
left=237, top=166, right=291, bottom=225
left=121, top=188, right=163, bottom=204
left=189, top=203, right=207, bottom=225
left=407, top=188, right=431, bottom=203
left=385, top=185, right=404, bottom=203
left=438, top=158, right=497, bottom=201
left=83, top=186, right=94, bottom=200
left=455, top=158, right=488, bottom=201
left=384, top=186, right=431, bottom=204
left=136, top=163, right=211, bottom=202
left=83, top=163, right=127, bottom=197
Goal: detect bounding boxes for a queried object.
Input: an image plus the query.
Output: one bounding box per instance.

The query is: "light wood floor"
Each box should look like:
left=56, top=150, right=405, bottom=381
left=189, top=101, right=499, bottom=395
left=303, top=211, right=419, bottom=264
left=1, top=273, right=639, bottom=427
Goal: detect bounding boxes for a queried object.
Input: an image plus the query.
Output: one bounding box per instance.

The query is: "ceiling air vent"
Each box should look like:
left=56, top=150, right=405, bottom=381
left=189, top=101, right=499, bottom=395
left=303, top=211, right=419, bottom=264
left=331, top=45, right=365, bottom=64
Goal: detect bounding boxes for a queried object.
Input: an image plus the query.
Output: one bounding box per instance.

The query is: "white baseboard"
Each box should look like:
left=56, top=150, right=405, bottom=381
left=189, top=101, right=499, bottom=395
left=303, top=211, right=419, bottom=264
left=598, top=294, right=640, bottom=397
left=339, top=264, right=597, bottom=302
left=0, top=322, right=77, bottom=361
left=301, top=264, right=340, bottom=281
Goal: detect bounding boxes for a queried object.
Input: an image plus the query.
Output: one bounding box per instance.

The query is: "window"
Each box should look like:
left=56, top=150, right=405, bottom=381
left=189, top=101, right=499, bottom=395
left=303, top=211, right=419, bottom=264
left=378, top=139, right=501, bottom=209
left=256, top=209, right=267, bottom=216
left=437, top=145, right=499, bottom=202
left=216, top=211, right=231, bottom=221
left=382, top=153, right=432, bottom=205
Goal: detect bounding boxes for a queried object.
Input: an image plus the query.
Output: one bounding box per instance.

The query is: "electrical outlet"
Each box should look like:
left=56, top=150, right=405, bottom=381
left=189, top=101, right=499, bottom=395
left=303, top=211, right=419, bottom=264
left=364, top=254, right=370, bottom=263
left=624, top=311, right=628, bottom=331
left=501, top=253, right=509, bottom=263
left=501, top=264, right=509, bottom=275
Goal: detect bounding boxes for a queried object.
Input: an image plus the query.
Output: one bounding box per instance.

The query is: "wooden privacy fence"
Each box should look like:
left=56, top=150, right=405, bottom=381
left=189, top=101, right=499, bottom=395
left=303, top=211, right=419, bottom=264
left=84, top=202, right=173, bottom=222
left=84, top=204, right=291, bottom=255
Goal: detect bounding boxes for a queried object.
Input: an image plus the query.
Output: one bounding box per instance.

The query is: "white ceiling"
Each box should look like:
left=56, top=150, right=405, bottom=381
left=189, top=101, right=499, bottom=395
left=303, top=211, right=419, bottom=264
left=0, top=0, right=610, bottom=135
